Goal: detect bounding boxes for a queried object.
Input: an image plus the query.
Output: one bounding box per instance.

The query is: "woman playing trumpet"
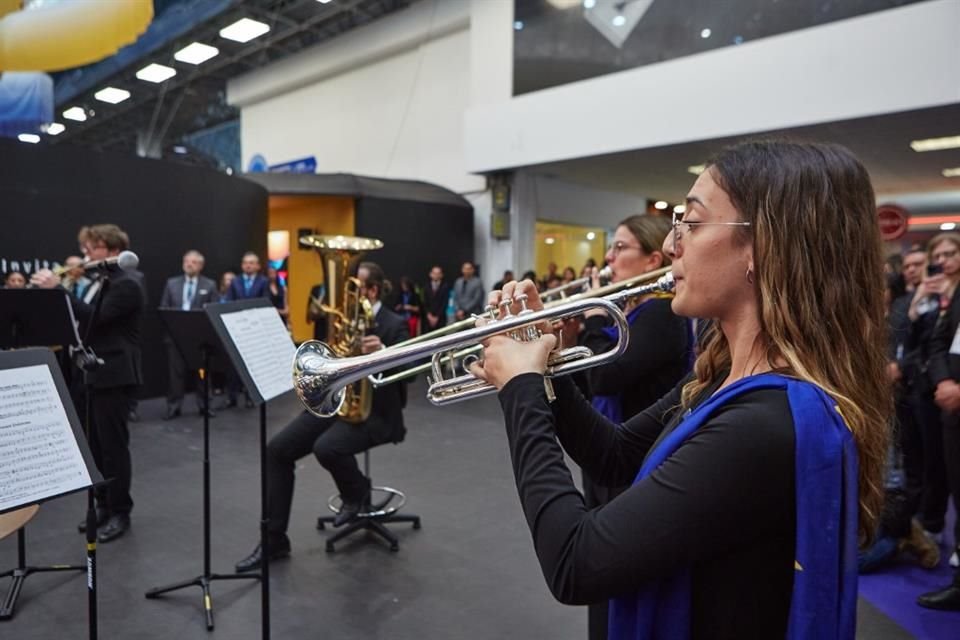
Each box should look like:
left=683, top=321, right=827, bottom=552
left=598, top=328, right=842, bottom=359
left=470, top=140, right=889, bottom=639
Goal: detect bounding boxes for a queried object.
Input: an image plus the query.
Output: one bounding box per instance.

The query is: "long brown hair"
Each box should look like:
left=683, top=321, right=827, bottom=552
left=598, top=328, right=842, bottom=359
left=619, top=214, right=672, bottom=266
left=681, top=139, right=890, bottom=544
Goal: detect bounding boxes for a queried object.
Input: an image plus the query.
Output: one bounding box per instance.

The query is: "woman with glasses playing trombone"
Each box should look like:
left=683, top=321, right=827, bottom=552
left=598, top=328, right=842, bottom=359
left=470, top=139, right=889, bottom=640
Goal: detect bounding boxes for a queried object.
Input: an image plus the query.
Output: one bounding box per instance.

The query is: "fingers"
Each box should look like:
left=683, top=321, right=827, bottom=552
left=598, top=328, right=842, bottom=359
left=468, top=359, right=488, bottom=382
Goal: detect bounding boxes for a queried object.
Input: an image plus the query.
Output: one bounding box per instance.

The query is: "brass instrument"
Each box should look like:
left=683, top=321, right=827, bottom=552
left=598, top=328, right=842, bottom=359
left=293, top=269, right=674, bottom=413
left=298, top=234, right=383, bottom=422
left=540, top=266, right=612, bottom=302
left=369, top=266, right=671, bottom=388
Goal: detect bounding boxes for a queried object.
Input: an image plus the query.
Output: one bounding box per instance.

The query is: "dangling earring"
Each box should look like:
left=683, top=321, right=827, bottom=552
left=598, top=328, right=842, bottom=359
left=746, top=268, right=755, bottom=284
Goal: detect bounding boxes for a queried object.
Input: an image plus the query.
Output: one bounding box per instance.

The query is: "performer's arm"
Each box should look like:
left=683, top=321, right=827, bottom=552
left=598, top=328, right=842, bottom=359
left=498, top=374, right=794, bottom=605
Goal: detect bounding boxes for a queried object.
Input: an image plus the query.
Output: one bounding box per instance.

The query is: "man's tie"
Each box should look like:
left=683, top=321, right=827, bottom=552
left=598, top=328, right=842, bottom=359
left=244, top=276, right=252, bottom=296
left=183, top=279, right=195, bottom=310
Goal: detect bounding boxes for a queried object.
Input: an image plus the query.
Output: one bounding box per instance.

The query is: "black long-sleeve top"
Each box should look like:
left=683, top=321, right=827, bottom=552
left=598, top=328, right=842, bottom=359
left=498, top=373, right=797, bottom=639
left=580, top=297, right=690, bottom=419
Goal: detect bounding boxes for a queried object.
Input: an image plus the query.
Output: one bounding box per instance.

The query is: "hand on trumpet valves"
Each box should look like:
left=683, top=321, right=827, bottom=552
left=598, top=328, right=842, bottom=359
left=467, top=279, right=558, bottom=391
left=29, top=269, right=60, bottom=289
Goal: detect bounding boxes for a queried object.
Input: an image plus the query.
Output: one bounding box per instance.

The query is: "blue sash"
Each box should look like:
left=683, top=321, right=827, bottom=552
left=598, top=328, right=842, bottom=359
left=591, top=300, right=693, bottom=422
left=608, top=374, right=858, bottom=640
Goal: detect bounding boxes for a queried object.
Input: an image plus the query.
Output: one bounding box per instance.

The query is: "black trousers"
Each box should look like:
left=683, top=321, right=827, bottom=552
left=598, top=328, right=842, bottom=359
left=266, top=411, right=390, bottom=537
left=89, top=386, right=135, bottom=515
left=909, top=386, right=951, bottom=533
left=164, top=341, right=204, bottom=410
left=940, top=413, right=960, bottom=553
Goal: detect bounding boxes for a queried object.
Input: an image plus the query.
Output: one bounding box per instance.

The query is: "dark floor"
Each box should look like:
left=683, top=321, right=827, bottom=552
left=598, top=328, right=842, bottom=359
left=1, top=381, right=917, bottom=639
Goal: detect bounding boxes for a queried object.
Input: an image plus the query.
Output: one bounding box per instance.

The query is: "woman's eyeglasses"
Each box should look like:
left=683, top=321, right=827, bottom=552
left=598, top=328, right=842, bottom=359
left=671, top=211, right=751, bottom=250
left=607, top=241, right=642, bottom=257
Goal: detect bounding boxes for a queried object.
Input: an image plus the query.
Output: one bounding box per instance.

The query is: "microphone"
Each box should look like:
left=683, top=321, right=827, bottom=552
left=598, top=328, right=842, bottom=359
left=83, top=250, right=139, bottom=272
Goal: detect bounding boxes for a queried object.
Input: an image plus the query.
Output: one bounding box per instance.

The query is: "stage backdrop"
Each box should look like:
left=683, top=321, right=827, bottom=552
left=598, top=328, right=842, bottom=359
left=0, top=138, right=268, bottom=399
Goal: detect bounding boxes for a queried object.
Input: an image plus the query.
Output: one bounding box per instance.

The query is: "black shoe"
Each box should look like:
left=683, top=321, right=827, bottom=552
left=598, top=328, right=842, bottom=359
left=163, top=406, right=182, bottom=421
left=97, top=514, right=130, bottom=543
left=333, top=493, right=371, bottom=527
left=918, top=584, right=960, bottom=610
left=235, top=536, right=291, bottom=573
left=128, top=410, right=140, bottom=423
left=77, top=510, right=109, bottom=533
left=198, top=407, right=217, bottom=418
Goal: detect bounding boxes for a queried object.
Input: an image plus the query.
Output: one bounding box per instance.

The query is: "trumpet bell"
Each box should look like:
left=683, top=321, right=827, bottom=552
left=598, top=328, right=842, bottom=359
left=293, top=341, right=346, bottom=418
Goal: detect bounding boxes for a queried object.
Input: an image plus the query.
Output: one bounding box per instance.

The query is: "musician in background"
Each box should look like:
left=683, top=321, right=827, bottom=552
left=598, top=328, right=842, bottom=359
left=307, top=282, right=328, bottom=341
left=470, top=140, right=889, bottom=638
left=31, top=224, right=145, bottom=543
left=235, top=261, right=408, bottom=572
left=3, top=271, right=26, bottom=288
left=568, top=215, right=693, bottom=640
left=159, top=250, right=218, bottom=420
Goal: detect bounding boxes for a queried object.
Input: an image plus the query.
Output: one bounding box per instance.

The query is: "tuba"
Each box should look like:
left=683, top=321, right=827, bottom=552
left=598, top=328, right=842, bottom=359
left=298, top=234, right=383, bottom=422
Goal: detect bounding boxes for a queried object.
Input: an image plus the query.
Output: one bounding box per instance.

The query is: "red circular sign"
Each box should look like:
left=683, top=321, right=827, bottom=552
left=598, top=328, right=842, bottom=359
left=877, top=204, right=910, bottom=241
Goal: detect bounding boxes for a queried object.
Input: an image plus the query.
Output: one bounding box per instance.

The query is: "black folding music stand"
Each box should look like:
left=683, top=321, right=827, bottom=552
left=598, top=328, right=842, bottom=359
left=144, top=309, right=258, bottom=630
left=204, top=299, right=298, bottom=640
left=0, top=291, right=91, bottom=622
left=0, top=346, right=101, bottom=631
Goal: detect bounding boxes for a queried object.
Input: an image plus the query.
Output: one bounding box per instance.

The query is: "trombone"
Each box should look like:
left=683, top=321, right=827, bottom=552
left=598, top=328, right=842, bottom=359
left=293, top=268, right=674, bottom=415
left=368, top=266, right=668, bottom=388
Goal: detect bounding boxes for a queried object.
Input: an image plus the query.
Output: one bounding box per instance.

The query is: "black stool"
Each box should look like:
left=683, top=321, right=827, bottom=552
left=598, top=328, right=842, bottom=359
left=317, top=450, right=421, bottom=552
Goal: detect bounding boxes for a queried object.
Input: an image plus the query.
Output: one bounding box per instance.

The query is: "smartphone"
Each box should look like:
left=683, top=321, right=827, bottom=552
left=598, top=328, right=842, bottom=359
left=928, top=264, right=943, bottom=276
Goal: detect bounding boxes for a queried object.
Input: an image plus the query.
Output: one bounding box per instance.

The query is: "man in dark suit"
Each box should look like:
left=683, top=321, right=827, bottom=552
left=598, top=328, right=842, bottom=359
left=31, top=224, right=145, bottom=543
left=225, top=251, right=269, bottom=300
left=918, top=233, right=960, bottom=610
left=235, top=261, right=408, bottom=571
left=307, top=283, right=328, bottom=341
left=159, top=250, right=219, bottom=420
left=422, top=264, right=450, bottom=332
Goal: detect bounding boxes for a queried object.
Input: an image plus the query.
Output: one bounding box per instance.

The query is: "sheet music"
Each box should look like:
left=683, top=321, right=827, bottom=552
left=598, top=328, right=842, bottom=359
left=0, top=365, right=92, bottom=512
left=220, top=307, right=296, bottom=402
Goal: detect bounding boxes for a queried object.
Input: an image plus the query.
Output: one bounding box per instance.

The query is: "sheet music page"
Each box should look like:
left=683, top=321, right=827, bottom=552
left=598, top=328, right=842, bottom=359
left=220, top=306, right=296, bottom=402
left=0, top=365, right=92, bottom=512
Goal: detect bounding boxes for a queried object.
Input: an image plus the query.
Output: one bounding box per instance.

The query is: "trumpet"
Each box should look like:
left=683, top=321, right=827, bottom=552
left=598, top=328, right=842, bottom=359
left=540, top=266, right=612, bottom=301
left=293, top=269, right=674, bottom=414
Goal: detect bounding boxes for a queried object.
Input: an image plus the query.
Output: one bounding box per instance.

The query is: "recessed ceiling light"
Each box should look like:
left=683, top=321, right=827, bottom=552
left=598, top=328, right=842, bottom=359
left=546, top=0, right=582, bottom=8
left=545, top=237, right=556, bottom=245
left=136, top=63, right=177, bottom=83
left=18, top=133, right=40, bottom=144
left=45, top=122, right=65, bottom=135
left=910, top=135, right=960, bottom=152
left=586, top=231, right=596, bottom=240
left=687, top=164, right=706, bottom=175
left=654, top=200, right=668, bottom=210
left=941, top=222, right=957, bottom=231
left=700, top=28, right=712, bottom=38
left=583, top=0, right=596, bottom=7
left=316, top=0, right=334, bottom=3
left=174, top=42, right=219, bottom=65
left=94, top=87, right=131, bottom=104
left=63, top=106, right=87, bottom=122
left=612, top=14, right=626, bottom=27
left=942, top=167, right=960, bottom=178
left=673, top=204, right=686, bottom=214
left=219, top=18, right=270, bottom=43
left=514, top=20, right=524, bottom=30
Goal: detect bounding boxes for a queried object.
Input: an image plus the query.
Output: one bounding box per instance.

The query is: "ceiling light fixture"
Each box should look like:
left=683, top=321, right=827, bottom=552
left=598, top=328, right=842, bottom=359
left=94, top=87, right=131, bottom=104
left=219, top=18, right=270, bottom=43
left=586, top=231, right=596, bottom=240
left=654, top=201, right=668, bottom=210
left=700, top=28, right=712, bottom=38
left=910, top=135, right=960, bottom=152
left=18, top=133, right=40, bottom=144
left=136, top=63, right=177, bottom=83
left=174, top=42, right=219, bottom=65
left=63, top=106, right=87, bottom=122
left=941, top=222, right=958, bottom=230
left=545, top=237, right=556, bottom=245
left=942, top=167, right=960, bottom=178
left=673, top=204, right=686, bottom=214
left=612, top=14, right=626, bottom=26
left=583, top=0, right=596, bottom=8
left=687, top=164, right=706, bottom=175
left=514, top=20, right=524, bottom=30
left=45, top=122, right=65, bottom=135
left=316, top=0, right=334, bottom=3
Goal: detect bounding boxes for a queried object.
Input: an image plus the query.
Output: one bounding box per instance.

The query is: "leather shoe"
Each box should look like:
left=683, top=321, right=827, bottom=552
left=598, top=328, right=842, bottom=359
left=333, top=494, right=371, bottom=527
left=235, top=536, right=291, bottom=573
left=918, top=584, right=960, bottom=610
left=97, top=514, right=130, bottom=543
left=244, top=397, right=255, bottom=409
left=198, top=407, right=217, bottom=418
left=77, top=509, right=109, bottom=533
left=163, top=406, right=182, bottom=421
